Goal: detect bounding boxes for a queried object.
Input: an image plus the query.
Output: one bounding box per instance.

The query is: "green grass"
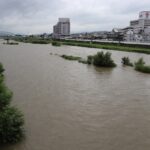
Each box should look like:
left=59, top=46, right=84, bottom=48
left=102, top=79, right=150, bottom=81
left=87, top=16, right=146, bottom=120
left=61, top=41, right=150, bottom=54
left=13, top=37, right=150, bottom=54
left=14, top=37, right=51, bottom=44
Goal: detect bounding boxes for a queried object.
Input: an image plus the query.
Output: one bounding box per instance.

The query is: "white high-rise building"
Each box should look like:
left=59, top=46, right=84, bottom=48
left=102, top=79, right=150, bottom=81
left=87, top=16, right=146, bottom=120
left=53, top=18, right=70, bottom=38
left=130, top=11, right=150, bottom=29
left=125, top=11, right=150, bottom=42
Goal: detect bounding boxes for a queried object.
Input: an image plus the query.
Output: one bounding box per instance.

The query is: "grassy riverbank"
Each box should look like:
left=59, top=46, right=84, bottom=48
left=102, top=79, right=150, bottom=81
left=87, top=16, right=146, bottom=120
left=61, top=40, right=150, bottom=54
left=13, top=36, right=150, bottom=54
left=14, top=36, right=51, bottom=44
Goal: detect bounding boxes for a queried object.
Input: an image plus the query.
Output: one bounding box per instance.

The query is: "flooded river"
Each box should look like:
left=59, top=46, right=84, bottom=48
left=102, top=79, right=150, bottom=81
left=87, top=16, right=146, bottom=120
left=0, top=40, right=150, bottom=150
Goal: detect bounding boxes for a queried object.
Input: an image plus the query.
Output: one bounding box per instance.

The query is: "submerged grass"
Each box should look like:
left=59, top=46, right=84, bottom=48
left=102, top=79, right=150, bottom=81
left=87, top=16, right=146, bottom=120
left=135, top=65, right=150, bottom=73
left=60, top=51, right=116, bottom=68
left=134, top=58, right=150, bottom=73
left=78, top=59, right=88, bottom=64
left=61, top=55, right=81, bottom=61
left=3, top=42, right=19, bottom=45
left=51, top=41, right=61, bottom=46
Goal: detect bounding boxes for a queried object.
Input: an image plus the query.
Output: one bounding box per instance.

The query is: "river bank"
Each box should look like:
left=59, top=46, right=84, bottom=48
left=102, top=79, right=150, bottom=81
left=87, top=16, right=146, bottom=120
left=60, top=40, right=150, bottom=54
left=13, top=36, right=150, bottom=54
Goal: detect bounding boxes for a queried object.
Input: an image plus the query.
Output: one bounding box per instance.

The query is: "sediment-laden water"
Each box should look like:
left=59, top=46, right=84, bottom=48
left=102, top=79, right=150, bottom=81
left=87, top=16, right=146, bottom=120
left=0, top=40, right=150, bottom=150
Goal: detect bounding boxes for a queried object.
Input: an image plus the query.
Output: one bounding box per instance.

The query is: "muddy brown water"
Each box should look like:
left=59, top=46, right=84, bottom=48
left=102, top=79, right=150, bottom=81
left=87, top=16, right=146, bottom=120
left=0, top=40, right=150, bottom=150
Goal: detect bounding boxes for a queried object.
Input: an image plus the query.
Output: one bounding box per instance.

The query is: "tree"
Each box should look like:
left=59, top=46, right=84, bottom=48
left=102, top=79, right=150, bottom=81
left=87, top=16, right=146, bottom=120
left=0, top=62, right=24, bottom=144
left=93, top=51, right=116, bottom=67
left=121, top=57, right=133, bottom=66
left=0, top=107, right=24, bottom=144
left=4, top=36, right=10, bottom=44
left=0, top=63, right=5, bottom=74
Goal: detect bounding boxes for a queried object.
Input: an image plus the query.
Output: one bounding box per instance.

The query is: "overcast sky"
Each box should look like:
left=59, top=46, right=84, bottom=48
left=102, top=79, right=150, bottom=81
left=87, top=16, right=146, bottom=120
left=0, top=0, right=150, bottom=34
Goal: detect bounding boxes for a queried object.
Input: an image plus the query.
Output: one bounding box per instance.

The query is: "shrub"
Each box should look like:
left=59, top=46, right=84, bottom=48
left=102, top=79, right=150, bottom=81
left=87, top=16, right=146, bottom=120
left=87, top=55, right=93, bottom=64
left=0, top=83, right=12, bottom=110
left=0, top=107, right=24, bottom=144
left=134, top=58, right=150, bottom=73
left=52, top=41, right=61, bottom=46
left=0, top=75, right=4, bottom=84
left=0, top=62, right=24, bottom=144
left=0, top=63, right=5, bottom=74
left=59, top=52, right=116, bottom=68
left=121, top=57, right=133, bottom=66
left=135, top=64, right=150, bottom=73
left=93, top=51, right=116, bottom=67
left=78, top=59, right=88, bottom=64
left=134, top=57, right=145, bottom=66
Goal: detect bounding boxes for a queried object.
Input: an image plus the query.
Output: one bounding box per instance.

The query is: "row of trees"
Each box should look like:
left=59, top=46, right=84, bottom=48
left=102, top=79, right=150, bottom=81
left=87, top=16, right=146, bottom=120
left=0, top=63, right=24, bottom=144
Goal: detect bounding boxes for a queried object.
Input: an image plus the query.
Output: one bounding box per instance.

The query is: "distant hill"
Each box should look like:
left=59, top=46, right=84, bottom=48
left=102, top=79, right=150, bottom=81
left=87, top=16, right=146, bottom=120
left=0, top=31, right=15, bottom=36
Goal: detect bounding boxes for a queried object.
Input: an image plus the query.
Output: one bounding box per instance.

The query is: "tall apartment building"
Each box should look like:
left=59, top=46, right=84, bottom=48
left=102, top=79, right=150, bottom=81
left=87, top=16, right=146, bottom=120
left=53, top=18, right=70, bottom=38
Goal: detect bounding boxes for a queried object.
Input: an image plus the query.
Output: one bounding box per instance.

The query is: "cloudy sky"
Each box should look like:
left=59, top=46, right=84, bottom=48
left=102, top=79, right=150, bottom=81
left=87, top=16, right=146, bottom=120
left=0, top=0, right=150, bottom=34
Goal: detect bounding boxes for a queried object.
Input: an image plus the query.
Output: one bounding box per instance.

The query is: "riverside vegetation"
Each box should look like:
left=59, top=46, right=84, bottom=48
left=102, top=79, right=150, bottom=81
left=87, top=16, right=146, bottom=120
left=52, top=51, right=150, bottom=74
left=134, top=58, right=150, bottom=73
left=60, top=51, right=116, bottom=67
left=121, top=56, right=150, bottom=73
left=121, top=57, right=133, bottom=66
left=61, top=40, right=150, bottom=54
left=0, top=62, right=24, bottom=144
left=3, top=42, right=19, bottom=45
left=91, top=51, right=116, bottom=67
left=14, top=36, right=51, bottom=44
left=13, top=36, right=150, bottom=54
left=3, top=37, right=19, bottom=45
left=14, top=36, right=60, bottom=46
left=61, top=55, right=81, bottom=61
left=51, top=41, right=61, bottom=46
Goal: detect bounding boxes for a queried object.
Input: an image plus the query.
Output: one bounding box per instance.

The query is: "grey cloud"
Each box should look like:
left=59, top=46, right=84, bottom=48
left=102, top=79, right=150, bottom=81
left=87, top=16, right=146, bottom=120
left=0, top=0, right=150, bottom=34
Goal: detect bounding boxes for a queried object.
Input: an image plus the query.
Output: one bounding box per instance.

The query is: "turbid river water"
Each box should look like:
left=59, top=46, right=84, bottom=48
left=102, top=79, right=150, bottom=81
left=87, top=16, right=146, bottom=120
left=0, top=40, right=150, bottom=150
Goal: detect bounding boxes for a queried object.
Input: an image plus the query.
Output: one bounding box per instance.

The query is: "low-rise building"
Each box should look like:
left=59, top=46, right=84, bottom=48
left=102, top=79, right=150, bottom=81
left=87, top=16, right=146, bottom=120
left=112, top=11, right=150, bottom=42
left=126, top=11, right=150, bottom=42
